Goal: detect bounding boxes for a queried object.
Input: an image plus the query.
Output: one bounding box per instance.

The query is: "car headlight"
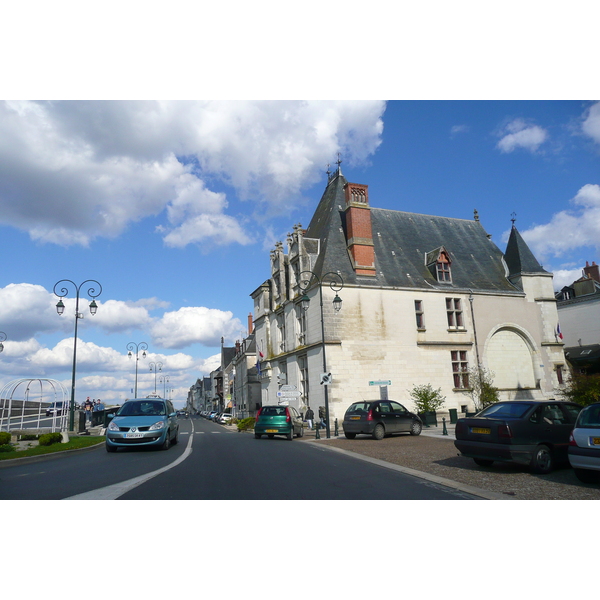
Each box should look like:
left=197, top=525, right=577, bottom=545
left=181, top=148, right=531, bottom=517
left=108, top=421, right=120, bottom=431
left=149, top=420, right=166, bottom=431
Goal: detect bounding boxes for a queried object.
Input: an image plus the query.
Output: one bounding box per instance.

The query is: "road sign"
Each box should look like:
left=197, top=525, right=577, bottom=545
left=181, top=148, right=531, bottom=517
left=280, top=385, right=298, bottom=391
left=277, top=390, right=302, bottom=397
left=369, top=380, right=391, bottom=386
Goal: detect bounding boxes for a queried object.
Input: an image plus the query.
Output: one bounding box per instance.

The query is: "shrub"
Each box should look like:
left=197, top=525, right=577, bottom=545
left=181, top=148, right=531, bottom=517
left=38, top=432, right=63, bottom=446
left=0, top=444, right=15, bottom=453
left=558, top=372, right=600, bottom=407
left=19, top=434, right=38, bottom=441
left=237, top=417, right=256, bottom=431
left=409, top=384, right=446, bottom=413
left=466, top=367, right=500, bottom=411
left=0, top=431, right=11, bottom=445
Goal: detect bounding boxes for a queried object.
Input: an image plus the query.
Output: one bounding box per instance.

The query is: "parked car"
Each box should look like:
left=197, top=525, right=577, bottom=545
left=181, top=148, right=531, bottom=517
left=46, top=401, right=67, bottom=417
left=105, top=398, right=179, bottom=452
left=218, top=413, right=233, bottom=424
left=254, top=405, right=304, bottom=440
left=568, top=402, right=600, bottom=483
left=454, top=400, right=582, bottom=474
left=342, top=400, right=423, bottom=440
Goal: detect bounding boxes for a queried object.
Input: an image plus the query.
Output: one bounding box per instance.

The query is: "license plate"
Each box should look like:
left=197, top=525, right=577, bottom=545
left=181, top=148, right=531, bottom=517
left=265, top=429, right=278, bottom=433
left=350, top=416, right=361, bottom=420
left=125, top=433, right=144, bottom=438
left=471, top=427, right=491, bottom=435
left=592, top=437, right=600, bottom=445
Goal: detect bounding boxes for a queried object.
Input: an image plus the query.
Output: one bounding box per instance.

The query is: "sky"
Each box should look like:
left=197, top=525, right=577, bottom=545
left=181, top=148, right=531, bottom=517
left=0, top=99, right=598, bottom=408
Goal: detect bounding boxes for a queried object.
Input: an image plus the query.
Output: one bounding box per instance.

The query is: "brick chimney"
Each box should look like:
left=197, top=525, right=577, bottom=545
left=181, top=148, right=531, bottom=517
left=344, top=182, right=376, bottom=276
left=584, top=261, right=600, bottom=283
left=248, top=313, right=254, bottom=335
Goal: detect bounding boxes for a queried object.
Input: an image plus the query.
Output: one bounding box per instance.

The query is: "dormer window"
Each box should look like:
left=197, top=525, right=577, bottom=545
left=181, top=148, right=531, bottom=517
left=436, top=254, right=452, bottom=282
left=425, top=247, right=453, bottom=284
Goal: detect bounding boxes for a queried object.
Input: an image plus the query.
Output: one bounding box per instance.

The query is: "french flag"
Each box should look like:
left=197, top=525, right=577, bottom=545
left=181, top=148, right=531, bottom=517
left=556, top=323, right=563, bottom=340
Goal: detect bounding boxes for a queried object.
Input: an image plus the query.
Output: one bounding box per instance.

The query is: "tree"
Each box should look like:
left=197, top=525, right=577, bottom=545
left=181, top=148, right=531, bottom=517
left=466, top=366, right=499, bottom=412
left=408, top=383, right=446, bottom=413
left=557, top=371, right=600, bottom=407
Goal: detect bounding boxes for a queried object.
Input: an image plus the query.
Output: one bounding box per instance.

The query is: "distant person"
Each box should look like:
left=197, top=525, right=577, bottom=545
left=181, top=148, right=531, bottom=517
left=305, top=407, right=314, bottom=430
left=84, top=398, right=93, bottom=423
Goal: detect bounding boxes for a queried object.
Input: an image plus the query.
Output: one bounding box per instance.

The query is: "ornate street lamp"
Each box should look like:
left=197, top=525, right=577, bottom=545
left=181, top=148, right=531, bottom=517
left=127, top=342, right=148, bottom=398
left=149, top=361, right=163, bottom=395
left=54, top=279, right=102, bottom=431
left=298, top=270, right=344, bottom=438
left=159, top=374, right=170, bottom=399
left=0, top=332, right=6, bottom=354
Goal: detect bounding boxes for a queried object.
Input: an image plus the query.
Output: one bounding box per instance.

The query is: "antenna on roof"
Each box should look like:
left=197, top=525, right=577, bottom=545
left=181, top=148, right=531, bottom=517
left=336, top=153, right=343, bottom=176
left=511, top=212, right=517, bottom=226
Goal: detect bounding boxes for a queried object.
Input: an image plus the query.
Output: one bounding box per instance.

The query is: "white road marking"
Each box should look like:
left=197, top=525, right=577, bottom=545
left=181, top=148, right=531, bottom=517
left=63, top=425, right=194, bottom=500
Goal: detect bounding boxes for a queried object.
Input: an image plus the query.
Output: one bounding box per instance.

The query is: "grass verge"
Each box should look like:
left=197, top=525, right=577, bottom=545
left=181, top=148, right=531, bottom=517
left=0, top=436, right=105, bottom=461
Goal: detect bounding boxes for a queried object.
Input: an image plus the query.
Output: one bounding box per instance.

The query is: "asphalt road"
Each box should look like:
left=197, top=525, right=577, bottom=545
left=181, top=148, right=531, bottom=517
left=0, top=416, right=481, bottom=500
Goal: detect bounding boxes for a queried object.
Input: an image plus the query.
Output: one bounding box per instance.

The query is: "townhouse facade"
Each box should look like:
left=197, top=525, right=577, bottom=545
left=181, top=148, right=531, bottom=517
left=249, top=167, right=567, bottom=425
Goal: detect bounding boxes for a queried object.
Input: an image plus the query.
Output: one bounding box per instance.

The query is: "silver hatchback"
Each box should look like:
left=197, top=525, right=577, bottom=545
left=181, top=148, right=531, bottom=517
left=568, top=402, right=600, bottom=483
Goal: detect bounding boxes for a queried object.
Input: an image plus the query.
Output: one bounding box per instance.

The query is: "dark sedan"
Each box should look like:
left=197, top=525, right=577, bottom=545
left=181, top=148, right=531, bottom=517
left=454, top=400, right=582, bottom=474
left=342, top=400, right=423, bottom=440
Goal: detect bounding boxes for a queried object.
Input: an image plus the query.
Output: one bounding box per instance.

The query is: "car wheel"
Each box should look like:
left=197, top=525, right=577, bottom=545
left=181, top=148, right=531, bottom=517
left=372, top=424, right=385, bottom=440
left=574, top=468, right=600, bottom=483
left=530, top=444, right=553, bottom=474
left=161, top=432, right=171, bottom=451
left=344, top=432, right=356, bottom=439
left=255, top=433, right=262, bottom=439
left=298, top=426, right=304, bottom=438
left=287, top=429, right=294, bottom=441
left=172, top=428, right=179, bottom=445
left=473, top=458, right=494, bottom=467
left=106, top=443, right=117, bottom=453
left=268, top=434, right=274, bottom=439
left=410, top=421, right=422, bottom=436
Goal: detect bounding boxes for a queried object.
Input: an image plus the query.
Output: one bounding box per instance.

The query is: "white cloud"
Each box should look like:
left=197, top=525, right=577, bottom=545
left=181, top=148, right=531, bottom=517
left=496, top=118, right=548, bottom=153
left=450, top=124, right=469, bottom=136
left=0, top=100, right=386, bottom=248
left=582, top=101, right=600, bottom=144
left=520, top=184, right=600, bottom=260
left=150, top=306, right=244, bottom=349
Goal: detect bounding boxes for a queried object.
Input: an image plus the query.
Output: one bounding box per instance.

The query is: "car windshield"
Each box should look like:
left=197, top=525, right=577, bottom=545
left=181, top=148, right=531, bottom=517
left=346, top=402, right=371, bottom=414
left=117, top=401, right=166, bottom=416
left=477, top=402, right=533, bottom=419
left=261, top=407, right=288, bottom=416
left=578, top=404, right=600, bottom=428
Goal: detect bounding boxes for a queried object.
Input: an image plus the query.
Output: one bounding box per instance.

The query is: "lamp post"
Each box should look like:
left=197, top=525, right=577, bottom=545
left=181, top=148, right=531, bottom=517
left=298, top=270, right=343, bottom=439
left=127, top=342, right=148, bottom=398
left=54, top=279, right=102, bottom=432
left=0, top=332, right=6, bottom=354
left=159, top=374, right=170, bottom=399
left=149, top=361, right=163, bottom=395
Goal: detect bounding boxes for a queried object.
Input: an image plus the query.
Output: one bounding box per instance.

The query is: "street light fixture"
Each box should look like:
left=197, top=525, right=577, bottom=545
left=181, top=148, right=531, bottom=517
left=159, top=374, right=170, bottom=399
left=127, top=342, right=148, bottom=398
left=53, top=279, right=102, bottom=431
left=149, top=361, right=163, bottom=395
left=298, top=270, right=344, bottom=439
left=0, top=331, right=6, bottom=354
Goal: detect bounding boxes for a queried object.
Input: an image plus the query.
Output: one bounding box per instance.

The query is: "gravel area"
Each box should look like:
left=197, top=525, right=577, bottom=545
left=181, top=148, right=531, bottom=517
left=311, top=434, right=600, bottom=500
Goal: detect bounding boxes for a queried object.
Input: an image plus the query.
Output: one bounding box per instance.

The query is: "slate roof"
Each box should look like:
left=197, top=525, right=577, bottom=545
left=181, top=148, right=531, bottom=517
left=504, top=225, right=549, bottom=277
left=304, top=172, right=540, bottom=294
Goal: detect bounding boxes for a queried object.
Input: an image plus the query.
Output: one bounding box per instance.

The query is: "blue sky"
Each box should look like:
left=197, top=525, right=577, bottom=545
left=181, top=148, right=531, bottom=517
left=1, top=99, right=598, bottom=408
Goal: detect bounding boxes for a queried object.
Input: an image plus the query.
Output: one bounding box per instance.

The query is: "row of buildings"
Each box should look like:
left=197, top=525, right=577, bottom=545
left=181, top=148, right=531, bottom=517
left=187, top=163, right=592, bottom=426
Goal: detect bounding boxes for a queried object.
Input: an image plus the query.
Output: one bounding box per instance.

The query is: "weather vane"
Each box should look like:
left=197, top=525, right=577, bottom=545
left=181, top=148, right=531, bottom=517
left=511, top=212, right=517, bottom=225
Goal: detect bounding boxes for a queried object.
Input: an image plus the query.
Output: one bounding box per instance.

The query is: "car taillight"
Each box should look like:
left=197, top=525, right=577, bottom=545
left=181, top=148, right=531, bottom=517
left=285, top=408, right=291, bottom=423
left=569, top=433, right=577, bottom=446
left=367, top=409, right=373, bottom=421
left=498, top=424, right=512, bottom=438
left=455, top=421, right=466, bottom=436
left=255, top=408, right=262, bottom=421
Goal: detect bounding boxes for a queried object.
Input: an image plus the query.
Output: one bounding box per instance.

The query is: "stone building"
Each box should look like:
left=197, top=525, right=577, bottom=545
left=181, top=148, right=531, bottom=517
left=250, top=166, right=566, bottom=426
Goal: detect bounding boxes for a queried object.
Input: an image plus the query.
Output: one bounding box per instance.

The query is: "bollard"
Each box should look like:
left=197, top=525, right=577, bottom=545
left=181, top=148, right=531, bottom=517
left=315, top=424, right=320, bottom=439
left=334, top=418, right=339, bottom=437
left=442, top=417, right=448, bottom=436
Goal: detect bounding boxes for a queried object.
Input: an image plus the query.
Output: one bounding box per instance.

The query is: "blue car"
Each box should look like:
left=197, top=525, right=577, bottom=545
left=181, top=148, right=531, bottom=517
left=105, top=398, right=179, bottom=452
